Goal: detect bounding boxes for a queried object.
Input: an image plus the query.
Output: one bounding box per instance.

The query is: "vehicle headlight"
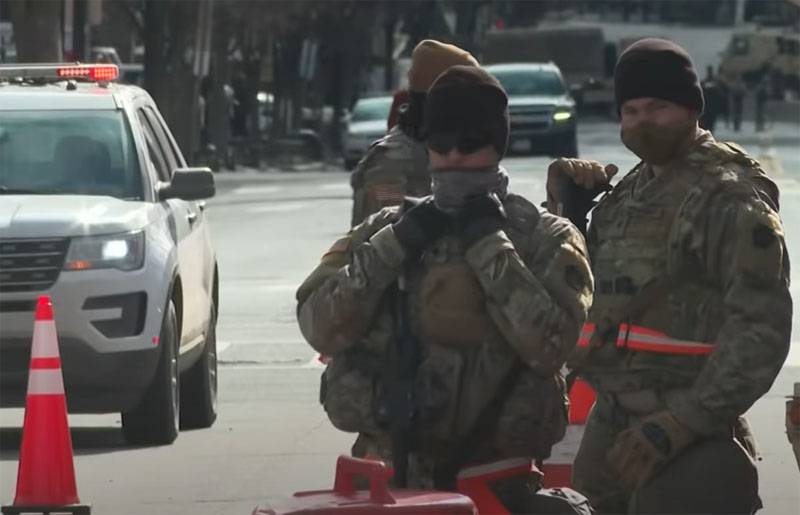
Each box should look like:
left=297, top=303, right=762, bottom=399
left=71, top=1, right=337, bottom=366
left=64, top=231, right=145, bottom=272
left=553, top=110, right=574, bottom=122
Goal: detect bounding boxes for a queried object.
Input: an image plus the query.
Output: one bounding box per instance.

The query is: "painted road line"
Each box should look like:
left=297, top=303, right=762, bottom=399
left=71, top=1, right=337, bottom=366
left=232, top=185, right=282, bottom=195
left=249, top=202, right=306, bottom=213
left=321, top=183, right=350, bottom=191
left=217, top=340, right=232, bottom=356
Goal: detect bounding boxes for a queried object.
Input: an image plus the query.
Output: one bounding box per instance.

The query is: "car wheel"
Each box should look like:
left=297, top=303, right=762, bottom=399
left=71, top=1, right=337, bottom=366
left=122, top=299, right=180, bottom=445
left=179, top=303, right=218, bottom=429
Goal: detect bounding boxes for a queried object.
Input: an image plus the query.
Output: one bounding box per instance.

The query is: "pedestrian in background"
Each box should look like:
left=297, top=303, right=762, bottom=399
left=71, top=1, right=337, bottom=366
left=730, top=76, right=745, bottom=132
left=700, top=65, right=723, bottom=132
left=755, top=75, right=769, bottom=132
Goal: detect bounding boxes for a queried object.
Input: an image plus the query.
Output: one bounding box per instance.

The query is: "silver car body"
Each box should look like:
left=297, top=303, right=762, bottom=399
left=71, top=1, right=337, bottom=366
left=0, top=80, right=216, bottom=413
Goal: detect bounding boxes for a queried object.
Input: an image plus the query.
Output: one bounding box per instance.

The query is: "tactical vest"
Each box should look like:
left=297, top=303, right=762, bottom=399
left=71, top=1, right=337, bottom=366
left=580, top=140, right=767, bottom=392
left=325, top=194, right=567, bottom=461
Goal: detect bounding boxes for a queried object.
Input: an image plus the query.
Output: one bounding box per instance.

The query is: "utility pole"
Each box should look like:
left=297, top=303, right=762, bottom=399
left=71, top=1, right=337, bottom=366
left=734, top=0, right=747, bottom=26
left=73, top=0, right=88, bottom=61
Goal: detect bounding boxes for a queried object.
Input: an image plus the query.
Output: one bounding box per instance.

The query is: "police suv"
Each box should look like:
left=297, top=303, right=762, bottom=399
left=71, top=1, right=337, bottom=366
left=0, top=64, right=218, bottom=445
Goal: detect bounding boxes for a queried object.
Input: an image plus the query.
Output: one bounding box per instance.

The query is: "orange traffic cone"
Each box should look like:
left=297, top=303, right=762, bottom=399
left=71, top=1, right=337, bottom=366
left=2, top=296, right=90, bottom=515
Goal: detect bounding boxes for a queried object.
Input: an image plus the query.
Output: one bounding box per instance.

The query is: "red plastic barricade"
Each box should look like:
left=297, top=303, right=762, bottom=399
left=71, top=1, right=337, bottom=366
left=541, top=378, right=596, bottom=488
left=252, top=456, right=477, bottom=514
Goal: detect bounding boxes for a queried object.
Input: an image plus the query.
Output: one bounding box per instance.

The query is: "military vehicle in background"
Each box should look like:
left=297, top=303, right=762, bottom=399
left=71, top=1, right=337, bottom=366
left=481, top=25, right=618, bottom=116
left=718, top=29, right=800, bottom=99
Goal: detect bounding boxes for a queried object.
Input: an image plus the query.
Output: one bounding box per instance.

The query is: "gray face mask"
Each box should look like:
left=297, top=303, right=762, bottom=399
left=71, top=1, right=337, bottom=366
left=431, top=166, right=509, bottom=213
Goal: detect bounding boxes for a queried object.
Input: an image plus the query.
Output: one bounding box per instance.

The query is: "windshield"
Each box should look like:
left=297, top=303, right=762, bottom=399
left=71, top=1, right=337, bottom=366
left=351, top=97, right=393, bottom=123
left=490, top=69, right=567, bottom=96
left=0, top=110, right=143, bottom=199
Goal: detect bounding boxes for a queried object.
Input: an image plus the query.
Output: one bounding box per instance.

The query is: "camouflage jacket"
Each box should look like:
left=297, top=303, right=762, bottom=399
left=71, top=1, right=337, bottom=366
left=349, top=126, right=430, bottom=227
left=580, top=130, right=792, bottom=437
left=297, top=193, right=593, bottom=465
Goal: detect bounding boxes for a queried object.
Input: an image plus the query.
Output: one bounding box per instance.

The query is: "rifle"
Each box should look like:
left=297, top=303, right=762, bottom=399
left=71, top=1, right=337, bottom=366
left=557, top=179, right=609, bottom=237
left=385, top=273, right=420, bottom=488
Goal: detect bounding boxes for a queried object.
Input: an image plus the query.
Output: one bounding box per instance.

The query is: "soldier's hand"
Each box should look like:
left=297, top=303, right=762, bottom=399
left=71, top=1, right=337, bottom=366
left=392, top=197, right=450, bottom=259
left=458, top=193, right=507, bottom=248
left=607, top=410, right=696, bottom=491
left=546, top=158, right=618, bottom=216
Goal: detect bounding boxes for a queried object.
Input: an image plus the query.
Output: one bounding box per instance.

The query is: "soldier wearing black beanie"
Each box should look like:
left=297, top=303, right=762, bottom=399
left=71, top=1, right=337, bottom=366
left=615, top=38, right=705, bottom=114
left=424, top=65, right=510, bottom=158
left=544, top=37, right=787, bottom=515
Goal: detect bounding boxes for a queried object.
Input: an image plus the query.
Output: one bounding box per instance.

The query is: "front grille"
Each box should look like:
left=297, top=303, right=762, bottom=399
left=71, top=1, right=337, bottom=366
left=0, top=238, right=70, bottom=292
left=509, top=107, right=553, bottom=132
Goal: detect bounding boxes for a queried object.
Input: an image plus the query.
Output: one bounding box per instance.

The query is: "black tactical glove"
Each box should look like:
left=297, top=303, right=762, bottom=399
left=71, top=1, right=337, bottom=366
left=459, top=193, right=507, bottom=248
left=392, top=197, right=450, bottom=259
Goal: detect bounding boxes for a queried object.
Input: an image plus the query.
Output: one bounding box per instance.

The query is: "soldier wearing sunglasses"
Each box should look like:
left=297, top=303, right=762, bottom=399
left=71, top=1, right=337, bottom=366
left=297, top=65, right=593, bottom=510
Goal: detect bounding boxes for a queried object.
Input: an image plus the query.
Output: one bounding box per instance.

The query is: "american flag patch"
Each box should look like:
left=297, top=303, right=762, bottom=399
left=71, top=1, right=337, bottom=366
left=368, top=182, right=404, bottom=206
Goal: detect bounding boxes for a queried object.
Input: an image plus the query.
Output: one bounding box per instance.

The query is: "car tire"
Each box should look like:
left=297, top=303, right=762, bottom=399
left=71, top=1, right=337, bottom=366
left=122, top=299, right=180, bottom=445
left=179, top=303, right=218, bottom=429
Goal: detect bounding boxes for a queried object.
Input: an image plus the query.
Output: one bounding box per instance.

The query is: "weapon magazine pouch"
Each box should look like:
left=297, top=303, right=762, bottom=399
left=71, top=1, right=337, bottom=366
left=493, top=369, right=569, bottom=460
left=322, top=350, right=382, bottom=434
left=414, top=344, right=466, bottom=446
left=524, top=487, right=595, bottom=515
left=418, top=260, right=495, bottom=348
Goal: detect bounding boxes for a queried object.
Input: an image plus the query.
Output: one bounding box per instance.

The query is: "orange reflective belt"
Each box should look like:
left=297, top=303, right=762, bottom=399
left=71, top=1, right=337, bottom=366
left=576, top=323, right=715, bottom=355
left=577, top=323, right=596, bottom=348
left=616, top=323, right=715, bottom=355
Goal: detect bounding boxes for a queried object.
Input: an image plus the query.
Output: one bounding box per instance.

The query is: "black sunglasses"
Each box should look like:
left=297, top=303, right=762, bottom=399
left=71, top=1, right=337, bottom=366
left=427, top=130, right=493, bottom=155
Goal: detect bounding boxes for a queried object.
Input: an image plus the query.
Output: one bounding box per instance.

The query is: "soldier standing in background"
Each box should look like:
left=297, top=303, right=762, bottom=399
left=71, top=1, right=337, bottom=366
left=755, top=75, right=769, bottom=133
left=349, top=40, right=478, bottom=227
left=387, top=88, right=410, bottom=131
left=730, top=75, right=746, bottom=132
left=298, top=66, right=593, bottom=512
left=547, top=39, right=791, bottom=514
left=700, top=65, right=723, bottom=132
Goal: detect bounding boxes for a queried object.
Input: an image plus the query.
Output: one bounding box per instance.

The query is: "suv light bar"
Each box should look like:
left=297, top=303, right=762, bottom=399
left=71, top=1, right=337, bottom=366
left=0, top=63, right=119, bottom=82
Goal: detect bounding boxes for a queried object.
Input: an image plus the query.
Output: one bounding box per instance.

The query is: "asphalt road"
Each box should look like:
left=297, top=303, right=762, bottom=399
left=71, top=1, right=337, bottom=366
left=1, top=120, right=799, bottom=514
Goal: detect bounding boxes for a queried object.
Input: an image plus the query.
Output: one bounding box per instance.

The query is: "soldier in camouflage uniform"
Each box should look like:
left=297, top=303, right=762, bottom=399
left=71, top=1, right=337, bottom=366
left=546, top=39, right=792, bottom=514
left=349, top=40, right=478, bottom=227
left=298, top=66, right=593, bottom=508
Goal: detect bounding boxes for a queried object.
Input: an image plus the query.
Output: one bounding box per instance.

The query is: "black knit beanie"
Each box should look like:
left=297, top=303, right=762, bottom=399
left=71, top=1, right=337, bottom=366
left=425, top=65, right=510, bottom=157
left=615, top=38, right=704, bottom=114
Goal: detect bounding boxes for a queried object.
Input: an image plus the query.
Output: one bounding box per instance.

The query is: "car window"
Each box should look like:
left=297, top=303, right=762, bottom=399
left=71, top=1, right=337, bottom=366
left=142, top=106, right=184, bottom=171
left=137, top=110, right=171, bottom=182
left=0, top=110, right=143, bottom=199
left=351, top=97, right=393, bottom=122
left=490, top=69, right=567, bottom=96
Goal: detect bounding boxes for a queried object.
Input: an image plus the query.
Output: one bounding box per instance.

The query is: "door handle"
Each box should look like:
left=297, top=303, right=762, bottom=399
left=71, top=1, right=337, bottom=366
left=198, top=201, right=207, bottom=212
left=187, top=211, right=198, bottom=224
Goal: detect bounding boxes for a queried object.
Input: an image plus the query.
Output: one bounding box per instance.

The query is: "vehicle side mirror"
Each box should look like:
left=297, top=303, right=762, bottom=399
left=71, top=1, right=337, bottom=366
left=158, top=167, right=216, bottom=201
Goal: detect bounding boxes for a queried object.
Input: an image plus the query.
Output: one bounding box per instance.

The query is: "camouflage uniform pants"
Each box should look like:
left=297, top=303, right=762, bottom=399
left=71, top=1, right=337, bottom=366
left=572, top=391, right=760, bottom=514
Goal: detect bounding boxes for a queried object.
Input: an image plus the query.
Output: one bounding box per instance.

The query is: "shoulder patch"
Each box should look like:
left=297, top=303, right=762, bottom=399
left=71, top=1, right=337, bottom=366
left=732, top=200, right=785, bottom=285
